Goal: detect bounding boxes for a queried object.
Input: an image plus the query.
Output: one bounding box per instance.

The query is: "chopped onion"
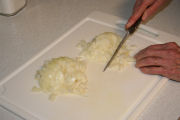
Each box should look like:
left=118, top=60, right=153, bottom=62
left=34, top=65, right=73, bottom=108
left=33, top=57, right=87, bottom=101
left=77, top=32, right=135, bottom=71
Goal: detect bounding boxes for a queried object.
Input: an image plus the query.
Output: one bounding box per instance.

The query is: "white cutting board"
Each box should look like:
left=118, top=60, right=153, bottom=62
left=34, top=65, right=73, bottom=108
left=1, top=11, right=179, bottom=120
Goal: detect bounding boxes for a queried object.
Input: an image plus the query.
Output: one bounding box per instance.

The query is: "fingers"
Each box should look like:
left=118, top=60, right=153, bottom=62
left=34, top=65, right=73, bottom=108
left=142, top=0, right=168, bottom=20
left=142, top=2, right=159, bottom=20
left=126, top=0, right=169, bottom=29
left=136, top=57, right=166, bottom=68
left=139, top=66, right=165, bottom=75
left=135, top=49, right=168, bottom=61
left=133, top=0, right=143, bottom=14
left=135, top=42, right=180, bottom=61
left=126, top=0, right=156, bottom=29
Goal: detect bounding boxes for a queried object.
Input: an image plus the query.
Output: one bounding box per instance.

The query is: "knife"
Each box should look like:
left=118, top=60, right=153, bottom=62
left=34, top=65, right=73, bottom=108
left=103, top=16, right=142, bottom=72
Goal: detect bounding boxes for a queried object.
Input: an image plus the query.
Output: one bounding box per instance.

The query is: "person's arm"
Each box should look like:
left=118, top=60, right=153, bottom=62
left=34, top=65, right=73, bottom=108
left=126, top=0, right=169, bottom=29
left=135, top=42, right=180, bottom=82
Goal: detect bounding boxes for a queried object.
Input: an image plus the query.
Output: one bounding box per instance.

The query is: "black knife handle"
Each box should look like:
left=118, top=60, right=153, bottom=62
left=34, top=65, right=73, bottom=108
left=128, top=15, right=142, bottom=34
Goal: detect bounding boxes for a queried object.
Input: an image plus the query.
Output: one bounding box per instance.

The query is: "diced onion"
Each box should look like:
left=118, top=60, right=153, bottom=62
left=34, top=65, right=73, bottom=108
left=77, top=32, right=135, bottom=71
left=33, top=57, right=87, bottom=101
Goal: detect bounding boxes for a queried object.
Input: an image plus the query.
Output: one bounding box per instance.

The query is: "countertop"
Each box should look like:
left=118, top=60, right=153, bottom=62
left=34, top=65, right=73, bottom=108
left=0, top=0, right=180, bottom=120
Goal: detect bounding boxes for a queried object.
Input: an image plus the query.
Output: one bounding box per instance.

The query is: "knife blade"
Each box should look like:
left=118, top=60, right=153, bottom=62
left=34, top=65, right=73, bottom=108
left=103, top=16, right=142, bottom=72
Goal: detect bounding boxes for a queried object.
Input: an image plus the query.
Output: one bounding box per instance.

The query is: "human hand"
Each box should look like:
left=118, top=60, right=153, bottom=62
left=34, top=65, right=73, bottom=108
left=135, top=42, right=180, bottom=82
left=126, top=0, right=168, bottom=29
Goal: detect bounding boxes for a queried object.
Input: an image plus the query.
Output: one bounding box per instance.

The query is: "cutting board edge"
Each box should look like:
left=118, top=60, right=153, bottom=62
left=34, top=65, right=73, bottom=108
left=127, top=77, right=168, bottom=120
